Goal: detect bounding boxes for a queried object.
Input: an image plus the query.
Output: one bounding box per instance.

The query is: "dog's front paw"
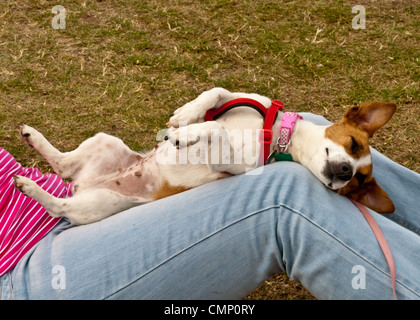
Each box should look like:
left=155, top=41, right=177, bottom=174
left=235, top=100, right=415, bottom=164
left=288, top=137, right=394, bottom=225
left=19, top=125, right=42, bottom=149
left=166, top=126, right=204, bottom=148
left=13, top=175, right=38, bottom=198
left=166, top=101, right=206, bottom=128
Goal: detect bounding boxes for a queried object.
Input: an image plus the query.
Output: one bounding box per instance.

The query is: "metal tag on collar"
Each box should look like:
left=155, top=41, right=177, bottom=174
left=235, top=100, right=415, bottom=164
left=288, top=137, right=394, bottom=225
left=276, top=136, right=291, bottom=152
left=266, top=150, right=277, bottom=164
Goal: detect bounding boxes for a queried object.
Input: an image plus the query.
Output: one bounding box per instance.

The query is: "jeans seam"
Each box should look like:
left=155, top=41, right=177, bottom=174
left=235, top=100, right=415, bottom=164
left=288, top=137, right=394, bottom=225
left=105, top=202, right=419, bottom=299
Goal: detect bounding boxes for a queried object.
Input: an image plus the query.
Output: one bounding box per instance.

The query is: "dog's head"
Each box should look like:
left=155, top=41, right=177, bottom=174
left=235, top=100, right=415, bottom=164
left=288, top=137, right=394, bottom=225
left=311, top=102, right=396, bottom=213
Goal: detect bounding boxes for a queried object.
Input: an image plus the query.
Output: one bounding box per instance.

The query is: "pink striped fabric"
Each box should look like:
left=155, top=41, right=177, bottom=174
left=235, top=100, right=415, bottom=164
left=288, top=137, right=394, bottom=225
left=0, top=147, right=73, bottom=277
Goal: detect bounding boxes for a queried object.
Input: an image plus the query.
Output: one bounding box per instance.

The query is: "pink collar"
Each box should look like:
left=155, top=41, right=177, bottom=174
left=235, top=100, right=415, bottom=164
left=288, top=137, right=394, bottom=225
left=277, top=112, right=302, bottom=152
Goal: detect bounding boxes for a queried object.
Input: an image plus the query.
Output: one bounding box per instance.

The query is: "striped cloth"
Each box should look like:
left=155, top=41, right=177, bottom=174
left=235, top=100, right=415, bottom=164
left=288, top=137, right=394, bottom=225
left=0, top=147, right=72, bottom=277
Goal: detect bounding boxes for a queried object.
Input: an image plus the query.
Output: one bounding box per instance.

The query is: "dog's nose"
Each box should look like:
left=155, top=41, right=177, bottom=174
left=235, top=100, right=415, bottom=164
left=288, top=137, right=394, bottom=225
left=331, top=161, right=353, bottom=181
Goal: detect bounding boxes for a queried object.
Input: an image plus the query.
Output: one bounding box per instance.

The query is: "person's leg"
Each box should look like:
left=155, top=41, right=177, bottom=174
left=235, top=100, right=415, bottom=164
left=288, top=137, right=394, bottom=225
left=1, top=158, right=419, bottom=299
left=370, top=149, right=420, bottom=234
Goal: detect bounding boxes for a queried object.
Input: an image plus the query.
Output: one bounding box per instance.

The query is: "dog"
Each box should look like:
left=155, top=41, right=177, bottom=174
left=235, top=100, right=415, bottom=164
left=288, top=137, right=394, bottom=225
left=13, top=88, right=396, bottom=225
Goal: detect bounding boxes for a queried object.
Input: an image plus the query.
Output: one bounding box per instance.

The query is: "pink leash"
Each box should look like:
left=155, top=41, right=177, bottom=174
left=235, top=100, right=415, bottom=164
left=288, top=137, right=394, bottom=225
left=348, top=197, right=397, bottom=300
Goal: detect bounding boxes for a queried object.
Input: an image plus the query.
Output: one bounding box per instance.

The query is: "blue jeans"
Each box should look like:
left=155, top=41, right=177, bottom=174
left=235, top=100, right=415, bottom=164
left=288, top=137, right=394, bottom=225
left=1, top=114, right=419, bottom=300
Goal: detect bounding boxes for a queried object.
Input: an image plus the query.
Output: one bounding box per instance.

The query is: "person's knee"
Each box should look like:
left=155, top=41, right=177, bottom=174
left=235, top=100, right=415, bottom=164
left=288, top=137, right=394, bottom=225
left=246, top=161, right=321, bottom=189
left=229, top=161, right=329, bottom=208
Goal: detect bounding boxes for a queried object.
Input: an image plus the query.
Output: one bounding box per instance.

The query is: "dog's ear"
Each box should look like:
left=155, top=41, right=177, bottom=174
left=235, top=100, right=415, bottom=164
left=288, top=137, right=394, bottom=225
left=343, top=177, right=395, bottom=213
left=343, top=102, right=396, bottom=137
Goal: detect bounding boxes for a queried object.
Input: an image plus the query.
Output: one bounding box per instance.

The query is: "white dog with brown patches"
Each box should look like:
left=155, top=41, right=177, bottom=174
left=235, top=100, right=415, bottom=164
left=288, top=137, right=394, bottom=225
left=14, top=88, right=396, bottom=225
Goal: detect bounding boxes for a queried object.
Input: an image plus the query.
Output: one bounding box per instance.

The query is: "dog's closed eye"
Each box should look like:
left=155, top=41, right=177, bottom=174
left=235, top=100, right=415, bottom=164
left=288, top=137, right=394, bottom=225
left=350, top=136, right=362, bottom=155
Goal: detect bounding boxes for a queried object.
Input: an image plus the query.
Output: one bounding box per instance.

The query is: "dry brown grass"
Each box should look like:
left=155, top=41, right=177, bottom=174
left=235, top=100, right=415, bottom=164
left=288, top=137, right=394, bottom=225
left=0, top=0, right=418, bottom=300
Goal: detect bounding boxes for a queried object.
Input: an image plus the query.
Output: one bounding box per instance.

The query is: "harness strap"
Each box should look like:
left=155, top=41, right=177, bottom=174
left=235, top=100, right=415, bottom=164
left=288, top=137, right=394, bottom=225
left=205, top=98, right=272, bottom=121
left=348, top=197, right=397, bottom=300
left=259, top=100, right=284, bottom=166
left=204, top=98, right=284, bottom=166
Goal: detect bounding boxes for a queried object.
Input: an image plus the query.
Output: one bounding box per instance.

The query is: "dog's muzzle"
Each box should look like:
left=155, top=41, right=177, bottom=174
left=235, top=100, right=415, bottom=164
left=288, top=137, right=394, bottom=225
left=323, top=160, right=354, bottom=188
left=331, top=160, right=353, bottom=181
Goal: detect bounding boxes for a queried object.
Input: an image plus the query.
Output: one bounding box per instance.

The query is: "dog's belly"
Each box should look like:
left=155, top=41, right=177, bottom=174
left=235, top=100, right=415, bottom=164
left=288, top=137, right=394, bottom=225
left=86, top=150, right=161, bottom=199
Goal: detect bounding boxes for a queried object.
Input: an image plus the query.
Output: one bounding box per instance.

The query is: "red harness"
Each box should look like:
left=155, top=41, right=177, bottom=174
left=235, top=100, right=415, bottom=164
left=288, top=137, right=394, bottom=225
left=204, top=98, right=284, bottom=166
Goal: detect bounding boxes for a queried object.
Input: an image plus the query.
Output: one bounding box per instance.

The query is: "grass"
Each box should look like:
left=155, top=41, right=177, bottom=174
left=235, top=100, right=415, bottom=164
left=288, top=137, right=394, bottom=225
left=0, top=0, right=418, bottom=299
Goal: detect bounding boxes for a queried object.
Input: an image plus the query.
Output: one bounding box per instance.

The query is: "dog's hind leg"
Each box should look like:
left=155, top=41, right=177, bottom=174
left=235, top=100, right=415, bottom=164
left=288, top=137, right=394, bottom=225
left=13, top=175, right=143, bottom=225
left=19, top=125, right=74, bottom=177
left=19, top=125, right=138, bottom=180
